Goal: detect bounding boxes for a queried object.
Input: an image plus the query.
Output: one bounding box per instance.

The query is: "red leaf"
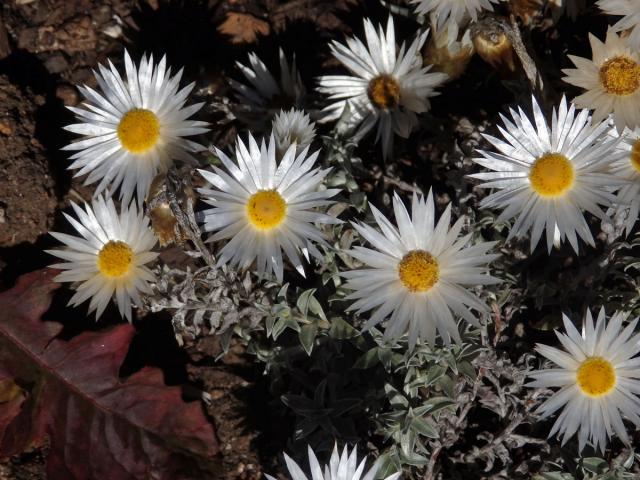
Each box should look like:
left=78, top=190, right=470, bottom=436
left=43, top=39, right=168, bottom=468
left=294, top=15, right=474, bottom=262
left=0, top=270, right=220, bottom=479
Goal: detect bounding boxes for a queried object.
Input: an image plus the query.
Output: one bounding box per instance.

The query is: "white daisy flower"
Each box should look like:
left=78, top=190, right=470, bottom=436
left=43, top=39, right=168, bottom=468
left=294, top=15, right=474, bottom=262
left=410, top=0, right=500, bottom=30
left=607, top=126, right=640, bottom=235
left=562, top=28, right=640, bottom=132
left=63, top=50, right=209, bottom=205
left=197, top=133, right=340, bottom=283
left=265, top=444, right=400, bottom=480
left=46, top=195, right=158, bottom=321
left=317, top=16, right=448, bottom=159
left=272, top=108, right=316, bottom=157
left=528, top=308, right=640, bottom=452
left=229, top=48, right=305, bottom=124
left=597, top=0, right=640, bottom=50
left=470, top=96, right=626, bottom=254
left=342, top=190, right=499, bottom=349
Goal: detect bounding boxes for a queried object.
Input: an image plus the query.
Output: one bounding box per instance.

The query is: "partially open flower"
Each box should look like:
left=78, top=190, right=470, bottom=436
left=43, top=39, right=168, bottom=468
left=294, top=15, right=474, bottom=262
left=272, top=108, right=316, bottom=158
left=229, top=49, right=305, bottom=128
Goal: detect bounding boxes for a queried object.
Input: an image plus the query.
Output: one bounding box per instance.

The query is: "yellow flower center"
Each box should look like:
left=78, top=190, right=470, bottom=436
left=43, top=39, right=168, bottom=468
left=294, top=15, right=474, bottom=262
left=398, top=250, right=439, bottom=293
left=630, top=139, right=640, bottom=173
left=576, top=357, right=616, bottom=397
left=246, top=190, right=287, bottom=230
left=529, top=153, right=575, bottom=198
left=367, top=75, right=401, bottom=110
left=599, top=56, right=640, bottom=96
left=97, top=240, right=134, bottom=278
left=117, top=108, right=161, bottom=153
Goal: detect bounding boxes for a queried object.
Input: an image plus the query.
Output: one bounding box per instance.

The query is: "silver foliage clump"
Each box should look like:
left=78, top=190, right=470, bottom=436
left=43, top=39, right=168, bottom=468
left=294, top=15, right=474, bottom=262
left=145, top=263, right=271, bottom=345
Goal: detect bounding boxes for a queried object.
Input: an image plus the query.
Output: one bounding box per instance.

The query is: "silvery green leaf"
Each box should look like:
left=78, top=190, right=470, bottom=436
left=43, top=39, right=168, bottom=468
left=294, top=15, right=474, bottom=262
left=438, top=375, right=455, bottom=398
left=277, top=283, right=289, bottom=299
left=350, top=191, right=368, bottom=212
left=378, top=347, right=394, bottom=369
left=458, top=360, right=476, bottom=379
left=622, top=450, right=635, bottom=469
left=308, top=295, right=327, bottom=321
left=376, top=452, right=402, bottom=480
left=271, top=316, right=299, bottom=340
left=425, top=366, right=446, bottom=386
left=582, top=457, right=608, bottom=474
left=218, top=328, right=233, bottom=355
left=328, top=317, right=359, bottom=339
left=353, top=348, right=380, bottom=369
left=296, top=289, right=314, bottom=318
left=384, top=384, right=408, bottom=408
left=299, top=323, right=317, bottom=355
left=414, top=397, right=456, bottom=417
left=410, top=416, right=439, bottom=439
left=265, top=314, right=275, bottom=337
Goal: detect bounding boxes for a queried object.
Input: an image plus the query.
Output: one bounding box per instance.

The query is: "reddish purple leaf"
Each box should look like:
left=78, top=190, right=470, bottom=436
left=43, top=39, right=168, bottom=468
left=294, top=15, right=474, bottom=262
left=0, top=270, right=220, bottom=479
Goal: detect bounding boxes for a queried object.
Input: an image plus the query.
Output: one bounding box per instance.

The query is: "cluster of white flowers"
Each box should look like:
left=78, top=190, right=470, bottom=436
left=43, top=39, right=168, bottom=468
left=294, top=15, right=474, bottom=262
left=44, top=0, right=640, bottom=476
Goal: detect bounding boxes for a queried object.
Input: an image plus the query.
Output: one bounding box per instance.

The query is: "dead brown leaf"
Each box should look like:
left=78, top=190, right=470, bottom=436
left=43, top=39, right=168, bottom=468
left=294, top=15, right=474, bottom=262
left=218, top=12, right=269, bottom=44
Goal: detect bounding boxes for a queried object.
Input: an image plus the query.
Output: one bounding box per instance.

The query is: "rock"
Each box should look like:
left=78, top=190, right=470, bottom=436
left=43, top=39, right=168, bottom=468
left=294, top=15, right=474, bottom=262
left=0, top=119, right=13, bottom=136
left=55, top=84, right=79, bottom=106
left=44, top=54, right=69, bottom=73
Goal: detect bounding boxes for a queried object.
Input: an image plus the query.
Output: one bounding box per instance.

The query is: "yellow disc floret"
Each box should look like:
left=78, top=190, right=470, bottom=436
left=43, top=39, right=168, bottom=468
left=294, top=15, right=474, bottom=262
left=246, top=190, right=287, bottom=230
left=117, top=108, right=161, bottom=153
left=398, top=250, right=439, bottom=293
left=630, top=139, right=640, bottom=173
left=599, top=56, right=640, bottom=96
left=576, top=357, right=616, bottom=397
left=529, top=153, right=575, bottom=198
left=97, top=240, right=134, bottom=278
left=367, top=75, right=401, bottom=110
